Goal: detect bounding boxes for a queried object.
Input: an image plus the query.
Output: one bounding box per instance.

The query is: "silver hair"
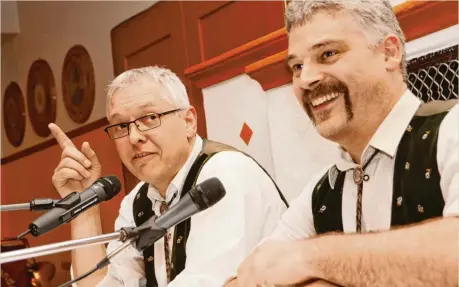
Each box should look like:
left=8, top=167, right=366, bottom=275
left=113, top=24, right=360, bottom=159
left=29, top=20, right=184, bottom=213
left=105, top=66, right=190, bottom=114
left=285, top=0, right=407, bottom=82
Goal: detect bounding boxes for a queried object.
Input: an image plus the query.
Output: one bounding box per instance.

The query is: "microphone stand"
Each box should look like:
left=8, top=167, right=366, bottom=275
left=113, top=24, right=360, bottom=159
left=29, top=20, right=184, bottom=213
left=0, top=218, right=166, bottom=265
left=0, top=199, right=57, bottom=212
left=0, top=231, right=123, bottom=264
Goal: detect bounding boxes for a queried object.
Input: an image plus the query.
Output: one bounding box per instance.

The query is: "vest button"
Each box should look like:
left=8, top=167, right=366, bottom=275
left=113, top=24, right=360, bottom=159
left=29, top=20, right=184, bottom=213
left=396, top=196, right=403, bottom=206
left=147, top=256, right=154, bottom=262
left=177, top=236, right=183, bottom=244
left=137, top=211, right=144, bottom=218
left=405, top=162, right=410, bottom=170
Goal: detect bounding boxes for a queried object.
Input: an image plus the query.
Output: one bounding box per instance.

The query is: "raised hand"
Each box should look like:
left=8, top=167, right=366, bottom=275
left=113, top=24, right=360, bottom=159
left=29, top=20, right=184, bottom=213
left=49, top=123, right=102, bottom=198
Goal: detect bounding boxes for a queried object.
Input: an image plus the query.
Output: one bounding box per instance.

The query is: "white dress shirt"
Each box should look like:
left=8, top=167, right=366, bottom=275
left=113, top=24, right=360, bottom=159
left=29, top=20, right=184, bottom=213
left=268, top=90, right=458, bottom=240
left=97, top=136, right=287, bottom=287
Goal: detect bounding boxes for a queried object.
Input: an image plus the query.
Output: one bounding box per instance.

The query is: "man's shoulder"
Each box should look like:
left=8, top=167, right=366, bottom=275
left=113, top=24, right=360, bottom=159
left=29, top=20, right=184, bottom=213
left=120, top=181, right=148, bottom=208
left=200, top=150, right=263, bottom=174
left=298, top=164, right=335, bottom=200
left=440, top=102, right=458, bottom=128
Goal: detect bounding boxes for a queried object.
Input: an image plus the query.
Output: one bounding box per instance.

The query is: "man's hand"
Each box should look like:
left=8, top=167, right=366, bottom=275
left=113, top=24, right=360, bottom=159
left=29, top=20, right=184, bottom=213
left=49, top=123, right=102, bottom=198
left=236, top=240, right=321, bottom=287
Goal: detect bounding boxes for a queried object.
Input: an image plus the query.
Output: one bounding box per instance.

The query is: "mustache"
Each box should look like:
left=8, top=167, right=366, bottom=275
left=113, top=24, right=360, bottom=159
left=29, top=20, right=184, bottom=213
left=302, top=80, right=349, bottom=104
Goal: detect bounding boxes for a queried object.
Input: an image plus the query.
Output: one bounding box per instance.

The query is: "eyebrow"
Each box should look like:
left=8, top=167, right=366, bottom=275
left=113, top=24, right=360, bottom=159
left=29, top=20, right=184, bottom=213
left=109, top=103, right=157, bottom=122
left=286, top=39, right=347, bottom=65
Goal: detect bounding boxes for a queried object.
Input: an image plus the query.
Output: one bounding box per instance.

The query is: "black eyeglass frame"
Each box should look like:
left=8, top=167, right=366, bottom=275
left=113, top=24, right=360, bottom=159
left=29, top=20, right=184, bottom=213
left=104, top=108, right=182, bottom=139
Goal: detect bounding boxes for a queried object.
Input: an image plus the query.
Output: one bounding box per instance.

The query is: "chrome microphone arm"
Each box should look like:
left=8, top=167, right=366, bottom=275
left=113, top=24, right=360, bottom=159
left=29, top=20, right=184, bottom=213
left=0, top=229, right=129, bottom=264
left=0, top=219, right=165, bottom=265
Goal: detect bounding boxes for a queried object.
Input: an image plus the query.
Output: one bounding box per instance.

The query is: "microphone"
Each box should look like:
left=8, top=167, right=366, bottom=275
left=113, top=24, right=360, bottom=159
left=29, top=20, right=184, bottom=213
left=27, top=175, right=121, bottom=237
left=39, top=177, right=225, bottom=287
left=96, top=177, right=226, bottom=272
left=134, top=176, right=226, bottom=251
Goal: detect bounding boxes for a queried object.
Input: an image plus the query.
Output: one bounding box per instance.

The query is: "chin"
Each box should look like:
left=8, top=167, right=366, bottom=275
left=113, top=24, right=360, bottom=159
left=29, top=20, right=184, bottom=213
left=315, top=119, right=347, bottom=140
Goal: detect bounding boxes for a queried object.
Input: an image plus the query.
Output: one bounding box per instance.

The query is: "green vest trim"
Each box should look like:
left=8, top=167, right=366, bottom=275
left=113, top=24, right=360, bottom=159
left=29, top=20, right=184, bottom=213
left=132, top=139, right=288, bottom=286
left=312, top=103, right=452, bottom=234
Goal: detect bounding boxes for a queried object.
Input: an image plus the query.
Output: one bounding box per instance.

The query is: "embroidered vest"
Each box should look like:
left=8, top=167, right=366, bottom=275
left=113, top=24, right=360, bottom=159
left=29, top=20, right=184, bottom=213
left=312, top=100, right=456, bottom=234
left=132, top=139, right=288, bottom=287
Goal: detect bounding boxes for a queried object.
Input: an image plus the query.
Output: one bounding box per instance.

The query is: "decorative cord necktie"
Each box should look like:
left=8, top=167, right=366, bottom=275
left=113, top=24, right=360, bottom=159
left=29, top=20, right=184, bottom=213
left=353, top=150, right=380, bottom=233
left=159, top=191, right=177, bottom=283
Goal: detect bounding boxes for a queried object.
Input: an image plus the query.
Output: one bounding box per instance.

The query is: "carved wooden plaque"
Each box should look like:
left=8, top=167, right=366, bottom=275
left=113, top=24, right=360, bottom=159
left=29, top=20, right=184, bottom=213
left=3, top=82, right=26, bottom=147
left=27, top=59, right=57, bottom=137
left=62, top=45, right=95, bottom=123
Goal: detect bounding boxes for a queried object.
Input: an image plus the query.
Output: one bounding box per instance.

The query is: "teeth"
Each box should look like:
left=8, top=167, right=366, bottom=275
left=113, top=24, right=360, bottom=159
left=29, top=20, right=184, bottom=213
left=135, top=152, right=150, bottom=159
left=311, top=93, right=340, bottom=107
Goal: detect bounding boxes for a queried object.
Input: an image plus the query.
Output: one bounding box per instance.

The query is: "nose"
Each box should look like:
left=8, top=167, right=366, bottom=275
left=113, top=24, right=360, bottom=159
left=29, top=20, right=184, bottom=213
left=298, top=64, right=324, bottom=91
left=128, top=123, right=147, bottom=145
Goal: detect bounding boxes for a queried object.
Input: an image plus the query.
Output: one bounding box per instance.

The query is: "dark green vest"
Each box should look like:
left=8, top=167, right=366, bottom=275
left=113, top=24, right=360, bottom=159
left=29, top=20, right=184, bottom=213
left=132, top=139, right=288, bottom=287
left=312, top=101, right=456, bottom=234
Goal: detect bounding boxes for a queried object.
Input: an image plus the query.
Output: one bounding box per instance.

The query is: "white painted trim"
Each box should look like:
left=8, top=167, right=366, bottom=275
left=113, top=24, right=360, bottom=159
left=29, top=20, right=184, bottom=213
left=406, top=25, right=459, bottom=60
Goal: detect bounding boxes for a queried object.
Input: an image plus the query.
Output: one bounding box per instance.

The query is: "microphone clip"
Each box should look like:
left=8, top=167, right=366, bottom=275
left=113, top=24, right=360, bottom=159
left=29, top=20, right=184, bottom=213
left=119, top=216, right=166, bottom=252
left=54, top=192, right=81, bottom=209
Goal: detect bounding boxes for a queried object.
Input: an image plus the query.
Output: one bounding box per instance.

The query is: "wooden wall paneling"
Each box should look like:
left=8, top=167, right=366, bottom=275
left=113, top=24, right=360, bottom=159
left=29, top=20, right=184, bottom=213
left=111, top=2, right=188, bottom=80
left=191, top=0, right=459, bottom=93
left=245, top=50, right=291, bottom=91
left=395, top=1, right=458, bottom=42
left=185, top=28, right=288, bottom=89
left=181, top=1, right=286, bottom=66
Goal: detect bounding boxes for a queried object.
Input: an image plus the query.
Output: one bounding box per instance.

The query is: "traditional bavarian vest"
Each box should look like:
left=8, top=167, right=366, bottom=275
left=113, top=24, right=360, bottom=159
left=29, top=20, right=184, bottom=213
left=132, top=139, right=288, bottom=287
left=312, top=100, right=457, bottom=234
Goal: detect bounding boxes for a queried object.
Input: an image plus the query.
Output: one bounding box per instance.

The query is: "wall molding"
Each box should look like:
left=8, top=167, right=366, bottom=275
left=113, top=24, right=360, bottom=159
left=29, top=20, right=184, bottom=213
left=245, top=50, right=291, bottom=91
left=184, top=28, right=288, bottom=89
left=394, top=1, right=458, bottom=42
left=186, top=0, right=458, bottom=92
left=1, top=118, right=108, bottom=165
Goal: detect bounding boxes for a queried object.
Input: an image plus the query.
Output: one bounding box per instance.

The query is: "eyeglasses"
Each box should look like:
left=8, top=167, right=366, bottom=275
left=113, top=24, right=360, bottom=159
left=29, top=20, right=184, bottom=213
left=104, top=109, right=182, bottom=140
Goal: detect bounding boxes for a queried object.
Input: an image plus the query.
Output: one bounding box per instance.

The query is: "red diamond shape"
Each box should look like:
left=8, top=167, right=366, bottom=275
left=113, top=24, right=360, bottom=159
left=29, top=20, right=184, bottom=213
left=240, top=122, right=253, bottom=145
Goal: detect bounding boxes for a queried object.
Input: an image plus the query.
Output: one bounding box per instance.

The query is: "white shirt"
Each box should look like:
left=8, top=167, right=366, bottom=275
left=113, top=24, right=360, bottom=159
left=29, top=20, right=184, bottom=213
left=268, top=91, right=458, bottom=240
left=98, top=136, right=287, bottom=287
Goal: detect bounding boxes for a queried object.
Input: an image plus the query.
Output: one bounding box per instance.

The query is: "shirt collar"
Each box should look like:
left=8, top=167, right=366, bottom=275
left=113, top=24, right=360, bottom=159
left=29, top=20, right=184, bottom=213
left=328, top=90, right=421, bottom=187
left=368, top=89, right=421, bottom=158
left=147, top=136, right=203, bottom=203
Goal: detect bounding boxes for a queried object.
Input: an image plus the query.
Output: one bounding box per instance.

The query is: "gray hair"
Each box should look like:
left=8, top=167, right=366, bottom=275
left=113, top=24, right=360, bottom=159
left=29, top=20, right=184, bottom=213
left=285, top=0, right=407, bottom=82
left=106, top=66, right=190, bottom=113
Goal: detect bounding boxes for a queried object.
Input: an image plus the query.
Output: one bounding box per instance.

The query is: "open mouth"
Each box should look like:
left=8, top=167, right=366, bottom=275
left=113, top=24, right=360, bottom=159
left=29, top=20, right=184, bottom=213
left=310, top=93, right=342, bottom=109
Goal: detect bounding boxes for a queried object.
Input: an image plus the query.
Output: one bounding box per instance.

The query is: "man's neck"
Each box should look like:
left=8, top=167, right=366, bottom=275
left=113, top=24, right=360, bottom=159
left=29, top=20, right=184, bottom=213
left=155, top=136, right=197, bottom=199
left=337, top=84, right=407, bottom=164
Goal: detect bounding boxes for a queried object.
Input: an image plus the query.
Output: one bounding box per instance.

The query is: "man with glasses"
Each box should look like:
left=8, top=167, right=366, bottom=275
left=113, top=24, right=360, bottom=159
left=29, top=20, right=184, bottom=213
left=48, top=66, right=288, bottom=287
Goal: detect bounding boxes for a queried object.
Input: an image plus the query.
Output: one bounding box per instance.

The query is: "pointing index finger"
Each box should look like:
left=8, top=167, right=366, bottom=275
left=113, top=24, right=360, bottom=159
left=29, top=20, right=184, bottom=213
left=49, top=123, right=75, bottom=150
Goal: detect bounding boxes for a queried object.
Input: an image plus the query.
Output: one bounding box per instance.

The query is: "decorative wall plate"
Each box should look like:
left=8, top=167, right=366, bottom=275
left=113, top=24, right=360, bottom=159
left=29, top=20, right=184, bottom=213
left=62, top=45, right=95, bottom=123
left=3, top=82, right=26, bottom=147
left=27, top=59, right=57, bottom=137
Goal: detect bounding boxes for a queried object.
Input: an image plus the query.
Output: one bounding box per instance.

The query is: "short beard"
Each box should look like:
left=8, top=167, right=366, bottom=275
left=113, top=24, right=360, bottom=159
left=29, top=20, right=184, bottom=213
left=302, top=78, right=353, bottom=126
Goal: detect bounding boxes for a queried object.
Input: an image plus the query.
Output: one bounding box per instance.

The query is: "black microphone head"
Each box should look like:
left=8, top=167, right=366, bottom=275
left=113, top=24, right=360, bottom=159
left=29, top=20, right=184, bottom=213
left=95, top=175, right=121, bottom=200
left=189, top=177, right=226, bottom=210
